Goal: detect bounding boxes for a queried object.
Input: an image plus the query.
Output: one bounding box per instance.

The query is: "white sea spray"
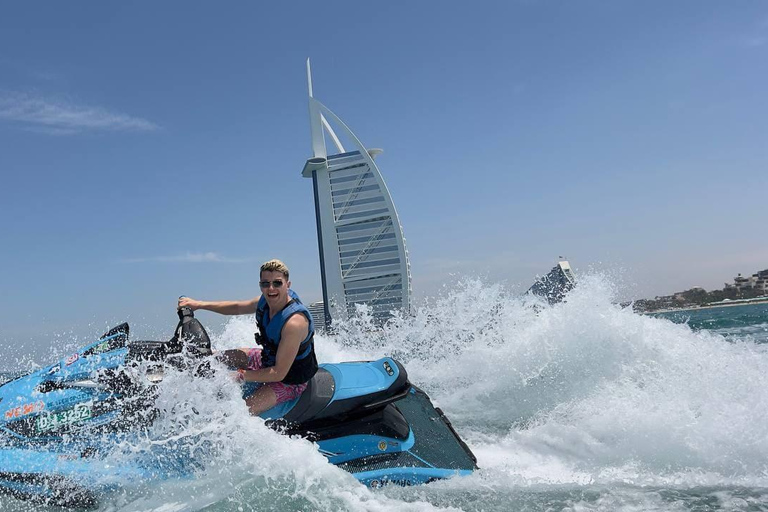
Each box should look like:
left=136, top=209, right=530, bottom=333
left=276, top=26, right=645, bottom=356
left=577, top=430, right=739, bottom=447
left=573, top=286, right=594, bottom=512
left=3, top=274, right=768, bottom=511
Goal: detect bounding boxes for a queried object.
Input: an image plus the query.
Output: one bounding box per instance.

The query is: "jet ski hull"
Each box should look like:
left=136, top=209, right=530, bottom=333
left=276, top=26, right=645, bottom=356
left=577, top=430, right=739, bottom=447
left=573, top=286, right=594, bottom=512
left=336, top=386, right=475, bottom=487
left=264, top=359, right=476, bottom=487
left=0, top=446, right=147, bottom=508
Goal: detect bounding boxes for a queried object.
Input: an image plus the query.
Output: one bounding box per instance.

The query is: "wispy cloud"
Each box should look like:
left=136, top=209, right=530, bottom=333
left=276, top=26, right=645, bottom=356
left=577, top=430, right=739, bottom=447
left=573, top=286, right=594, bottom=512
left=120, top=252, right=255, bottom=264
left=740, top=35, right=767, bottom=48
left=737, top=16, right=768, bottom=48
left=31, top=70, right=66, bottom=83
left=0, top=91, right=160, bottom=134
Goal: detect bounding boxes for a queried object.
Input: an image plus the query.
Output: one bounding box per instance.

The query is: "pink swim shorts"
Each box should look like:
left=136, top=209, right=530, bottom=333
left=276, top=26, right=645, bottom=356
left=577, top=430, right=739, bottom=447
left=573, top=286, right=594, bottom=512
left=244, top=348, right=308, bottom=404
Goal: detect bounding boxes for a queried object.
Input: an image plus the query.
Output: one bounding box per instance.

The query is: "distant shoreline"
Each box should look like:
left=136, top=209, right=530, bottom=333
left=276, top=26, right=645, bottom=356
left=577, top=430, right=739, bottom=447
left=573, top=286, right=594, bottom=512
left=647, top=298, right=768, bottom=315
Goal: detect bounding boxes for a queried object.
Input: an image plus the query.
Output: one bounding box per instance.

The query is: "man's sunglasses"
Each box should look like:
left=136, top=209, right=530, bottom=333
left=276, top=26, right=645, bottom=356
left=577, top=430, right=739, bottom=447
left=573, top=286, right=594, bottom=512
left=259, top=280, right=285, bottom=289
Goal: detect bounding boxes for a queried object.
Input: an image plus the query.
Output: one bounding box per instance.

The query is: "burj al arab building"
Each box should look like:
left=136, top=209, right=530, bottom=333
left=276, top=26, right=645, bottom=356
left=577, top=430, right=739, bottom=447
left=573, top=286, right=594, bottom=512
left=301, top=61, right=412, bottom=326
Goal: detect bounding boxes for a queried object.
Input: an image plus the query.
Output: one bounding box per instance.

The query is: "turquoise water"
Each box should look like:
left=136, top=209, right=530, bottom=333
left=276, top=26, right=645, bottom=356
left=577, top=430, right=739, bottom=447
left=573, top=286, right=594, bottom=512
left=654, top=303, right=768, bottom=344
left=3, top=277, right=768, bottom=511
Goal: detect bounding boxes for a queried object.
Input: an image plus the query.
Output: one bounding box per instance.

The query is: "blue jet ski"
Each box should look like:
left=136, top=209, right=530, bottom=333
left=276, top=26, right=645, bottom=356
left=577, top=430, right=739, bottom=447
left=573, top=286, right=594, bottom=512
left=0, top=308, right=477, bottom=507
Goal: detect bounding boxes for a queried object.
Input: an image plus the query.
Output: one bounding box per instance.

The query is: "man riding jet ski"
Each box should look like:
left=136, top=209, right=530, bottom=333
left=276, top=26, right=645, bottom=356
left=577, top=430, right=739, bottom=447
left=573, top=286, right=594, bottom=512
left=178, top=258, right=320, bottom=418
left=0, top=310, right=476, bottom=507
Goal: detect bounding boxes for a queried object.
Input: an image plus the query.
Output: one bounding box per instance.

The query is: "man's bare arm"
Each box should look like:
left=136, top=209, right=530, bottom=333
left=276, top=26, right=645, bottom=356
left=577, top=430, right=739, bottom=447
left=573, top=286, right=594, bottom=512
left=239, top=315, right=308, bottom=383
left=178, top=296, right=260, bottom=316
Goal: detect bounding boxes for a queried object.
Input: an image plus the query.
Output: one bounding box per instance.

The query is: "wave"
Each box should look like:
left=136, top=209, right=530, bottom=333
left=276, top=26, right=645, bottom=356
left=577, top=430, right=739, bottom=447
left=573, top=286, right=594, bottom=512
left=4, top=274, right=768, bottom=511
left=321, top=275, right=768, bottom=488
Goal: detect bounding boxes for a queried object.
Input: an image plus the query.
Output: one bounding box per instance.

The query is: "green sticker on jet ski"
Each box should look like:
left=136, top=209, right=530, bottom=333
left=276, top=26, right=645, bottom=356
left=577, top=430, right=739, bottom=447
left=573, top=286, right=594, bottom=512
left=35, top=404, right=92, bottom=433
left=92, top=341, right=111, bottom=354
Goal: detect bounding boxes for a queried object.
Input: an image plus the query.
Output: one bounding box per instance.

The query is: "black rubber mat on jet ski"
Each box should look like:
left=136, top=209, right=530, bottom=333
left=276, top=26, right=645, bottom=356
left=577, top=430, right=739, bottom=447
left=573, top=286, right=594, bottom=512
left=394, top=386, right=477, bottom=471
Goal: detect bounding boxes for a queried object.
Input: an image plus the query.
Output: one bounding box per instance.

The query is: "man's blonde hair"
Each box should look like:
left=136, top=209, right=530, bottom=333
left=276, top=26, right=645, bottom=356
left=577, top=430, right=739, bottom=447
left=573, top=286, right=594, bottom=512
left=260, top=259, right=289, bottom=279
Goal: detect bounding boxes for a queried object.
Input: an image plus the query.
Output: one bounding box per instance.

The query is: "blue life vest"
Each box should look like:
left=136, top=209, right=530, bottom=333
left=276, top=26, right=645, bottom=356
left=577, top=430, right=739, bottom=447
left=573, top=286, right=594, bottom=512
left=255, top=289, right=318, bottom=385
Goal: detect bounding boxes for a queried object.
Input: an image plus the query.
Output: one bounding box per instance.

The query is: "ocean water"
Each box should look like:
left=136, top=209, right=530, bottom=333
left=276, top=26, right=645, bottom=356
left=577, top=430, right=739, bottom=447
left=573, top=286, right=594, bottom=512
left=654, top=304, right=768, bottom=345
left=3, top=276, right=768, bottom=511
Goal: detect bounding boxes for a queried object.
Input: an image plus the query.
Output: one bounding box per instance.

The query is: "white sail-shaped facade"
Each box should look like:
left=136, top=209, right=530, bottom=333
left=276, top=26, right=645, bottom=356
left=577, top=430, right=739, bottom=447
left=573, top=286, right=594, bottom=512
left=301, top=61, right=412, bottom=326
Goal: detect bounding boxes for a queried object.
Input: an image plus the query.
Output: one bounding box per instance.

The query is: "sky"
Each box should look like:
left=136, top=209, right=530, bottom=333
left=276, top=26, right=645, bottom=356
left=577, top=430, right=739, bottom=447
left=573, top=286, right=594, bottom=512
left=1, top=1, right=767, bottom=354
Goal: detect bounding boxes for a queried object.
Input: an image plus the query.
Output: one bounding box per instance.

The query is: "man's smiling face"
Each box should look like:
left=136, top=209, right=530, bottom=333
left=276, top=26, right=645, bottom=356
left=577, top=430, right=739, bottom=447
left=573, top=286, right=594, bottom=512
left=260, top=270, right=290, bottom=308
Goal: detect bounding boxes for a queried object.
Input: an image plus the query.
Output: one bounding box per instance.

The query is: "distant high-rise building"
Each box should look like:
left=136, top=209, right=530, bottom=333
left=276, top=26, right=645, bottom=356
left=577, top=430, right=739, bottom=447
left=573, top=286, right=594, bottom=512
left=527, top=260, right=576, bottom=304
left=301, top=61, right=412, bottom=327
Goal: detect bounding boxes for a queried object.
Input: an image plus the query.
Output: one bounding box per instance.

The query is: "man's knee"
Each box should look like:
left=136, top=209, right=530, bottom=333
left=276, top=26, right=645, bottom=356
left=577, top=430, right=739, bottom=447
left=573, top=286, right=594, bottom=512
left=246, top=386, right=277, bottom=416
left=216, top=349, right=250, bottom=368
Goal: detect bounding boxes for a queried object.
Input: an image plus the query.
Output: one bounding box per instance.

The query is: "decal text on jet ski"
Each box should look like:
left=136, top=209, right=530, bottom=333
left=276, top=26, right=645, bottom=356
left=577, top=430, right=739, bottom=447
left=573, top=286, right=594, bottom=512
left=4, top=400, right=45, bottom=419
left=36, top=404, right=92, bottom=433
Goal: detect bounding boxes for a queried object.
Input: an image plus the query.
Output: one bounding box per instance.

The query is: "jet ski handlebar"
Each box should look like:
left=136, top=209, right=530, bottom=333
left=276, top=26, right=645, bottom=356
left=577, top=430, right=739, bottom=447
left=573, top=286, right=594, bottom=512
left=126, top=306, right=212, bottom=361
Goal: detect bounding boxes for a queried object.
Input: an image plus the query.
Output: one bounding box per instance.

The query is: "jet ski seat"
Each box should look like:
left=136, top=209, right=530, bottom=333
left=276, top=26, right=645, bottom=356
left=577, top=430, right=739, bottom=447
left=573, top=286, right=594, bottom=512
left=281, top=358, right=410, bottom=425
left=281, top=368, right=336, bottom=423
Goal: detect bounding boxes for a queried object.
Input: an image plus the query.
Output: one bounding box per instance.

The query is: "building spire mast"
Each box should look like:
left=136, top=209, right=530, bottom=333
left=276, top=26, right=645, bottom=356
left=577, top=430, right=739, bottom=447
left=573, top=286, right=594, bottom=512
left=306, top=59, right=327, bottom=159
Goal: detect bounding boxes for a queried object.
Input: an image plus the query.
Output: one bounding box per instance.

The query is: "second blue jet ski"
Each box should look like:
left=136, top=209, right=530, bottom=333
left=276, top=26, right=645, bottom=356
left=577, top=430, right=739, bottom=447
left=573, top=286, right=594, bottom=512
left=0, top=308, right=477, bottom=507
